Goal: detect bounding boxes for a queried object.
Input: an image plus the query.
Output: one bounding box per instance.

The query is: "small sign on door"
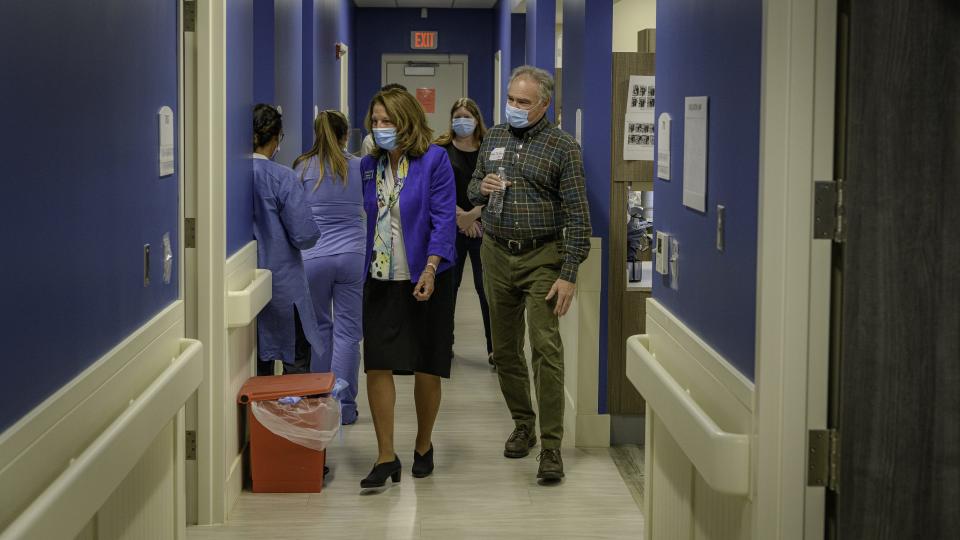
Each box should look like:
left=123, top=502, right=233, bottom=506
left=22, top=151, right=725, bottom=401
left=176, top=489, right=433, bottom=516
left=416, top=88, right=436, bottom=113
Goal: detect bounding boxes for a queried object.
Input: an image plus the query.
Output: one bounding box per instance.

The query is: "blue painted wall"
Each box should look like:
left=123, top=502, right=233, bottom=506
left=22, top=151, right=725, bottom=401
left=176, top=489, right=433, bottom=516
left=525, top=0, right=555, bottom=120
left=314, top=0, right=338, bottom=112
left=274, top=0, right=305, bottom=166
left=494, top=1, right=513, bottom=120
left=313, top=0, right=354, bottom=115
left=340, top=1, right=356, bottom=120
left=654, top=0, right=761, bottom=379
left=262, top=0, right=353, bottom=167
left=561, top=0, right=613, bottom=412
left=0, top=0, right=179, bottom=432
left=511, top=14, right=526, bottom=70
left=253, top=0, right=276, bottom=104
left=227, top=0, right=256, bottom=256
left=301, top=0, right=315, bottom=155
left=354, top=8, right=495, bottom=129
left=525, top=0, right=555, bottom=73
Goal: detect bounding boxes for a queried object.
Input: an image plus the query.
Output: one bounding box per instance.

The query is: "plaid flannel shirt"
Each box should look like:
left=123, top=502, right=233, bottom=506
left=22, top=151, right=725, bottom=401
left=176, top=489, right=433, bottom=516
left=468, top=118, right=591, bottom=283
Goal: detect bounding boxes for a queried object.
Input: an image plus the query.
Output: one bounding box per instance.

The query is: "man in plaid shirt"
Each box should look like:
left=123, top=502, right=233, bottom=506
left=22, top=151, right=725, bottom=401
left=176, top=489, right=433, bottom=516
left=468, top=65, right=591, bottom=482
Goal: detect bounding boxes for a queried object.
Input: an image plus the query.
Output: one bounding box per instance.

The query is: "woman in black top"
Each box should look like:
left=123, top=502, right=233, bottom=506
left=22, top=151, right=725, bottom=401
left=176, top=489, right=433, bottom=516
left=435, top=98, right=493, bottom=365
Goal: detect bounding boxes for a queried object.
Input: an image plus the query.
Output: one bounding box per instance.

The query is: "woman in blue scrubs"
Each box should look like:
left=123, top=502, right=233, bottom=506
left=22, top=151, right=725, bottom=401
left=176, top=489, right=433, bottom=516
left=252, top=104, right=323, bottom=375
left=294, top=110, right=364, bottom=424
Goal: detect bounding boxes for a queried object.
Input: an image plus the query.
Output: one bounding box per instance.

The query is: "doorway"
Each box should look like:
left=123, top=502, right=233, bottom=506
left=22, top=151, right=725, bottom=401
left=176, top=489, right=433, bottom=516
left=381, top=54, right=468, bottom=136
left=180, top=0, right=200, bottom=527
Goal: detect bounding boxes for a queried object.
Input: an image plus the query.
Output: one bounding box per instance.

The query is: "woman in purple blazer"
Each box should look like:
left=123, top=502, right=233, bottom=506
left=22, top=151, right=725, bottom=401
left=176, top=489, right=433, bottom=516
left=358, top=88, right=457, bottom=491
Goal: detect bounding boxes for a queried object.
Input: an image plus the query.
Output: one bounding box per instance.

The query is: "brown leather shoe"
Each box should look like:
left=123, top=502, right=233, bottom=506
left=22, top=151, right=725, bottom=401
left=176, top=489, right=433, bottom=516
left=504, top=424, right=537, bottom=458
left=537, top=448, right=564, bottom=481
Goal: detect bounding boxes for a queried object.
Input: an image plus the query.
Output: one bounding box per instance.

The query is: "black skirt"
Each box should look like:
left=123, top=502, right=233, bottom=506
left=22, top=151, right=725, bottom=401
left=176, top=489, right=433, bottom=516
left=363, top=268, right=455, bottom=378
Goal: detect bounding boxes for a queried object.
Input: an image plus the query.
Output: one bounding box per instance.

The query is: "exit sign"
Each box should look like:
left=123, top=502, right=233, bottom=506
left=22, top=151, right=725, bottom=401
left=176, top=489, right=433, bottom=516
left=410, top=31, right=438, bottom=50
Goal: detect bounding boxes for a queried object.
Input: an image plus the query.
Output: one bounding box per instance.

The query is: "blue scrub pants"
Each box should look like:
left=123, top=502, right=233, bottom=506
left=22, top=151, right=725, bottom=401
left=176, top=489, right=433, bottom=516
left=304, top=252, right=364, bottom=424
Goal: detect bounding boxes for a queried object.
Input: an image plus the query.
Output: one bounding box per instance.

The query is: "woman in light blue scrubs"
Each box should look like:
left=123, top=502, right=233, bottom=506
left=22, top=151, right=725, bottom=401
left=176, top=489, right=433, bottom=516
left=252, top=104, right=323, bottom=375
left=293, top=110, right=365, bottom=424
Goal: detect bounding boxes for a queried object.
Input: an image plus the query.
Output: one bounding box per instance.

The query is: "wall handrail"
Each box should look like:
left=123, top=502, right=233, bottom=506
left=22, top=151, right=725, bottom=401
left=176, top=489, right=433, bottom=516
left=626, top=334, right=750, bottom=496
left=226, top=268, right=271, bottom=328
left=0, top=339, right=203, bottom=540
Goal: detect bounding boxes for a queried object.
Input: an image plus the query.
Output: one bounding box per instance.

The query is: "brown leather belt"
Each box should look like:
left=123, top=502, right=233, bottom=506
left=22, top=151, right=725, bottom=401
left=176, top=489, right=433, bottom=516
left=486, top=232, right=562, bottom=255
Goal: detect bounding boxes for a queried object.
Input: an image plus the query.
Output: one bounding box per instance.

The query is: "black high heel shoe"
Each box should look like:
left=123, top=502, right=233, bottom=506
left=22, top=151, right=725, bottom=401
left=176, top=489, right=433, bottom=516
left=360, top=456, right=401, bottom=490
left=412, top=444, right=434, bottom=478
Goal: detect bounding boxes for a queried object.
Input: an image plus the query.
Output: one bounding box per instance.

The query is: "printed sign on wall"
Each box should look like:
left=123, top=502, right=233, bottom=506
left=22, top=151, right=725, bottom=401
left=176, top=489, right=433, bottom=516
left=623, top=75, right=656, bottom=161
left=416, top=88, right=436, bottom=113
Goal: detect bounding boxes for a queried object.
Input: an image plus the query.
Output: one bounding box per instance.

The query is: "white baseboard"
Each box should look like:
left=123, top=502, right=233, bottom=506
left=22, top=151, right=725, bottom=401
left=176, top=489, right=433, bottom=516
left=575, top=414, right=611, bottom=448
left=225, top=451, right=244, bottom=519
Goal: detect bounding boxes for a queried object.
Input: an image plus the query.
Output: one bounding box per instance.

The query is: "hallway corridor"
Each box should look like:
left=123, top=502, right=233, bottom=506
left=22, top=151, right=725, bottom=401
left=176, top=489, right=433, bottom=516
left=188, top=263, right=645, bottom=539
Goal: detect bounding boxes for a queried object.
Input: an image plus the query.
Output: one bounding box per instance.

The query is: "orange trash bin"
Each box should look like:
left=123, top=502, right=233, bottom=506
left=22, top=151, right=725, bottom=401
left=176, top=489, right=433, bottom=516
left=238, top=373, right=335, bottom=493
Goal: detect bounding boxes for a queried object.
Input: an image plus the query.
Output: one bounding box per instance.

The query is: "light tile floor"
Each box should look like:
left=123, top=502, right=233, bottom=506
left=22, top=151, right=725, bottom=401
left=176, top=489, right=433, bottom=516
left=188, top=262, right=645, bottom=539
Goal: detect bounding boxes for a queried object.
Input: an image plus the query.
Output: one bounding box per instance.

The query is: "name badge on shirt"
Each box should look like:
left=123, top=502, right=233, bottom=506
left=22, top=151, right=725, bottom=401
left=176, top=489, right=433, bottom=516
left=489, top=147, right=506, bottom=161
left=363, top=170, right=375, bottom=180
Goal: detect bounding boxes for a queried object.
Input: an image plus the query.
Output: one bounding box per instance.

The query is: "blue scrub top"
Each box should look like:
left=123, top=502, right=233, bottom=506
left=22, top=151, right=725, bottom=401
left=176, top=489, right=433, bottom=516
left=295, top=153, right=365, bottom=259
left=253, top=155, right=323, bottom=366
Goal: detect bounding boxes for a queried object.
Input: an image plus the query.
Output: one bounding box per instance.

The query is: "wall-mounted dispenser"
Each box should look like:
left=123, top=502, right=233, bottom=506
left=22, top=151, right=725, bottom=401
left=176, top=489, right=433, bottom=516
left=655, top=231, right=670, bottom=275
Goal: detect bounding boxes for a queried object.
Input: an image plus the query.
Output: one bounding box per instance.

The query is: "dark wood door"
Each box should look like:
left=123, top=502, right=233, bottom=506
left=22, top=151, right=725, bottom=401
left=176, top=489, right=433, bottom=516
left=829, top=1, right=960, bottom=538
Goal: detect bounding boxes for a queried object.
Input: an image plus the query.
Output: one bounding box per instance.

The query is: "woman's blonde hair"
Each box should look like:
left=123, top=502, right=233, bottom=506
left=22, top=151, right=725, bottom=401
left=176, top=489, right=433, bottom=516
left=434, top=97, right=487, bottom=146
left=365, top=89, right=433, bottom=158
left=292, top=110, right=350, bottom=190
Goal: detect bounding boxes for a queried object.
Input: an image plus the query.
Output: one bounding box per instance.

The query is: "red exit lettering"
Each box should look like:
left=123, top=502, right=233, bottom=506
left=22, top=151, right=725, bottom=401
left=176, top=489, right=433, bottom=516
left=411, top=31, right=437, bottom=50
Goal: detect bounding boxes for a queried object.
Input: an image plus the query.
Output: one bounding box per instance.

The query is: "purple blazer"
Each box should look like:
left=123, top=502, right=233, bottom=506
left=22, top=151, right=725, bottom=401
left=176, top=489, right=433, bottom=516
left=361, top=144, right=457, bottom=282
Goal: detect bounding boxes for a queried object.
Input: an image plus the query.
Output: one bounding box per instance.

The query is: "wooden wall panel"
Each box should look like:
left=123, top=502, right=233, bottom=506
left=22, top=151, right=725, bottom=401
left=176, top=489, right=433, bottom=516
left=607, top=51, right=655, bottom=415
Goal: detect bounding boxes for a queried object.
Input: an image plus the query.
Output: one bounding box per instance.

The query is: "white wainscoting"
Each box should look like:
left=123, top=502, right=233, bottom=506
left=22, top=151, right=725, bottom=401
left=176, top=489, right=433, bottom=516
left=223, top=241, right=263, bottom=516
left=559, top=237, right=610, bottom=448
left=0, top=302, right=201, bottom=540
left=626, top=299, right=754, bottom=539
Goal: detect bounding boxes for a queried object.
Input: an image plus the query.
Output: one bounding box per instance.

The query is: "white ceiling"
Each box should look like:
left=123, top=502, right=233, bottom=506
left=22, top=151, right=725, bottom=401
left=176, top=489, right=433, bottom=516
left=353, top=0, right=499, bottom=8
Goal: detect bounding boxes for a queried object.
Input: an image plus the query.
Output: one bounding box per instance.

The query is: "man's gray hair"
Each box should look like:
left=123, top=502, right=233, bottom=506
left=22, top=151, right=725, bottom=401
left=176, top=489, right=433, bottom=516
left=509, top=65, right=554, bottom=104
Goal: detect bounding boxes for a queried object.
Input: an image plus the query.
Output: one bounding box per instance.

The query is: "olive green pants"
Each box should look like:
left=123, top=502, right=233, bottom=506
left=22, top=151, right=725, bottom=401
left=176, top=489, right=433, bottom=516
left=481, top=238, right=565, bottom=449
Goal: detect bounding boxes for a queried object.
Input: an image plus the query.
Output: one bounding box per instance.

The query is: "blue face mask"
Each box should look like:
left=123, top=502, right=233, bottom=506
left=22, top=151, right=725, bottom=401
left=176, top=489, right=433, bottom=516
left=452, top=118, right=476, bottom=137
left=505, top=103, right=535, bottom=129
left=373, top=128, right=397, bottom=151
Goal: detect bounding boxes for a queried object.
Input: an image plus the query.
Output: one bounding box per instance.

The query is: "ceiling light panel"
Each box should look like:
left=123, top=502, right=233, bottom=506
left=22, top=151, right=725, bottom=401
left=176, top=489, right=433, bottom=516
left=353, top=0, right=398, bottom=7
left=453, top=0, right=498, bottom=7
left=396, top=0, right=454, bottom=7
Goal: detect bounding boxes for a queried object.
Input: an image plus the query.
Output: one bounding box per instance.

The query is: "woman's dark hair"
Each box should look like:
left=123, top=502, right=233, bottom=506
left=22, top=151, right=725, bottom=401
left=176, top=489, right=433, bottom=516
left=293, top=110, right=350, bottom=189
left=253, top=104, right=283, bottom=151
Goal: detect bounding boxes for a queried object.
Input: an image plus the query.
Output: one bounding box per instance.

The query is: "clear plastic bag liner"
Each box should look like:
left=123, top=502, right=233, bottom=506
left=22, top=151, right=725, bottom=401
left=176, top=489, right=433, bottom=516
left=250, top=396, right=341, bottom=452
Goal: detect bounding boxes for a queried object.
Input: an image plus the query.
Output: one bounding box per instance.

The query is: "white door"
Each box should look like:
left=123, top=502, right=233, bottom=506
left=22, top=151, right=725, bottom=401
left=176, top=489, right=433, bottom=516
left=382, top=54, right=468, bottom=137
left=339, top=44, right=349, bottom=118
